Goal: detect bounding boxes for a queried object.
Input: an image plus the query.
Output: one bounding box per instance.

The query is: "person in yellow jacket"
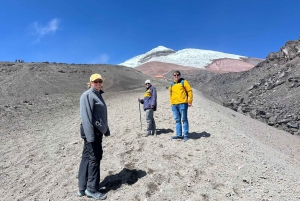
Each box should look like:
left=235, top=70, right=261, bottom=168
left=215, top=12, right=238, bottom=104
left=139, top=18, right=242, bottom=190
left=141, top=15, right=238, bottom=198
left=169, top=71, right=193, bottom=142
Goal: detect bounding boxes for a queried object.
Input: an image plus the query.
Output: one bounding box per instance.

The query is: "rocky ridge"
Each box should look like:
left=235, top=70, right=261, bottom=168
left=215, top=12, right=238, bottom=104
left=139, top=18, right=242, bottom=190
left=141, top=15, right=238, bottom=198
left=193, top=37, right=300, bottom=136
left=139, top=46, right=176, bottom=64
left=120, top=46, right=175, bottom=67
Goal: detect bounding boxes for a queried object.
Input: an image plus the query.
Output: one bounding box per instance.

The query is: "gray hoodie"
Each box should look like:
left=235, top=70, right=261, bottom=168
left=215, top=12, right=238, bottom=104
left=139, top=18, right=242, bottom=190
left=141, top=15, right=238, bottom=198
left=80, top=87, right=108, bottom=142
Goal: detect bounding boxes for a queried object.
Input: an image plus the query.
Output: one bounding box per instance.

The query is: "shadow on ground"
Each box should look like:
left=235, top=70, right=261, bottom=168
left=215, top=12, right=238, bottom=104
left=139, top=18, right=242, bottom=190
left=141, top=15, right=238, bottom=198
left=99, top=168, right=147, bottom=193
left=189, top=131, right=211, bottom=139
left=156, top=128, right=174, bottom=135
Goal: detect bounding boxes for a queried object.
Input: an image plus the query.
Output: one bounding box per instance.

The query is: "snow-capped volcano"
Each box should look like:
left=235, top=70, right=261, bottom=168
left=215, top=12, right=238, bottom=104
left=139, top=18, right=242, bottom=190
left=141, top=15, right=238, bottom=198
left=119, top=46, right=246, bottom=68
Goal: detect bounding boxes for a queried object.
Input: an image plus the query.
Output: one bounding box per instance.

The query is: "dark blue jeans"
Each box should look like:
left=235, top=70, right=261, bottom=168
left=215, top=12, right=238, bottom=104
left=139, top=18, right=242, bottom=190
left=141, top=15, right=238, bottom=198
left=171, top=103, right=189, bottom=137
left=78, top=132, right=103, bottom=192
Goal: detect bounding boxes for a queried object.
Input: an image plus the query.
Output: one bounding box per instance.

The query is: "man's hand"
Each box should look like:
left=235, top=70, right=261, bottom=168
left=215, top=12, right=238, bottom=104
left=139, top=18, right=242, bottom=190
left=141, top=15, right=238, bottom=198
left=188, top=103, right=192, bottom=107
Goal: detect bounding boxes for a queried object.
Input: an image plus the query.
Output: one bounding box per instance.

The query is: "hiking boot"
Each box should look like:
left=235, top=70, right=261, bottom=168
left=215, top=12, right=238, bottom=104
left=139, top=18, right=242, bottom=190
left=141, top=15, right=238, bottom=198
left=85, top=189, right=107, bottom=200
left=145, top=131, right=153, bottom=137
left=172, top=136, right=183, bottom=139
left=152, top=130, right=157, bottom=136
left=77, top=190, right=85, bottom=197
left=183, top=137, right=189, bottom=142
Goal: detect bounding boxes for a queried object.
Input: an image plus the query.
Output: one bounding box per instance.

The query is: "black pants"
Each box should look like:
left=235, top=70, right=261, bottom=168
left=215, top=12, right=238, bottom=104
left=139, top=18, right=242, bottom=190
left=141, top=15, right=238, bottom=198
left=78, top=132, right=103, bottom=192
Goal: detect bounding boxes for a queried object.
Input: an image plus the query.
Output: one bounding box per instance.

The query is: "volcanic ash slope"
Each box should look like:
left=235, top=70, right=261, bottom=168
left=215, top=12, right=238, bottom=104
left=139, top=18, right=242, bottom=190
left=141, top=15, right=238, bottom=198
left=0, top=88, right=300, bottom=200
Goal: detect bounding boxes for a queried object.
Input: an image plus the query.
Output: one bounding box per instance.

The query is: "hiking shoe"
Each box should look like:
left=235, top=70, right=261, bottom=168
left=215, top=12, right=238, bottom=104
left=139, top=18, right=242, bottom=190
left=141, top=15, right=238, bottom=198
left=183, top=137, right=189, bottom=142
left=77, top=190, right=85, bottom=197
left=85, top=190, right=107, bottom=200
left=172, top=136, right=183, bottom=139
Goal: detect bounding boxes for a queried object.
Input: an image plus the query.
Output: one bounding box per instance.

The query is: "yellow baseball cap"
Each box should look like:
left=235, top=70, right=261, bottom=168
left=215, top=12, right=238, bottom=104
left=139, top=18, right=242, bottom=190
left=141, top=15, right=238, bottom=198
left=90, top=73, right=102, bottom=82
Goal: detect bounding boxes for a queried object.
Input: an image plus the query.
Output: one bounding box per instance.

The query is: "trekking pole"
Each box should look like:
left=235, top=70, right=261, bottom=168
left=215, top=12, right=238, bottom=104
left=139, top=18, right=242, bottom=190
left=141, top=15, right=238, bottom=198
left=139, top=101, right=142, bottom=131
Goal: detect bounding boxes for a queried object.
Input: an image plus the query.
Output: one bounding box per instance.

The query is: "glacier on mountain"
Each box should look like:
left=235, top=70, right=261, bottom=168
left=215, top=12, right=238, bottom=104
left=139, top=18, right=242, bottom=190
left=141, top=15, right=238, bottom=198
left=119, top=46, right=246, bottom=68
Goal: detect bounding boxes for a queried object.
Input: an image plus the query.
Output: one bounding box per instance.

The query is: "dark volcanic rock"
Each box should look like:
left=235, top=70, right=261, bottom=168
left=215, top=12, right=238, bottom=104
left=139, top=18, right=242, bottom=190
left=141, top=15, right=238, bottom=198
left=139, top=48, right=175, bottom=63
left=185, top=37, right=300, bottom=136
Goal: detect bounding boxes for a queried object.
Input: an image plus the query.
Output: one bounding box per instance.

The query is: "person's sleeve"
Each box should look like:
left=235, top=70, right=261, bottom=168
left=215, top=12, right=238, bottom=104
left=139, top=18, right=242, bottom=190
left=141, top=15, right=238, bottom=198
left=80, top=94, right=95, bottom=142
left=184, top=80, right=193, bottom=104
left=104, top=127, right=110, bottom=136
left=93, top=117, right=108, bottom=135
left=151, top=87, right=157, bottom=106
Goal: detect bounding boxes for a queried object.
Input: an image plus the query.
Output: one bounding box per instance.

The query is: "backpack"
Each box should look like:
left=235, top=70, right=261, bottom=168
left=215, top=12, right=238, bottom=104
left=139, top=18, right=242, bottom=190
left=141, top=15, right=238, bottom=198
left=171, top=79, right=185, bottom=87
left=170, top=79, right=188, bottom=98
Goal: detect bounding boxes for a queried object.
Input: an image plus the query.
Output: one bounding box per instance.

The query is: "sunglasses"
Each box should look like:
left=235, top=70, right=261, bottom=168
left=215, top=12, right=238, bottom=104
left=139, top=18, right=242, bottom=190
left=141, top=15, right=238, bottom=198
left=93, top=80, right=103, bottom=84
left=145, top=83, right=150, bottom=85
left=173, top=74, right=180, bottom=76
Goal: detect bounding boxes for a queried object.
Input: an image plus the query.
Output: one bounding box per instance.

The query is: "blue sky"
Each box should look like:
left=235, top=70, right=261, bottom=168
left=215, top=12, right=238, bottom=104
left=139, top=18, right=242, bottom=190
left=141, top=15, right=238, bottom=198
left=0, top=0, right=299, bottom=64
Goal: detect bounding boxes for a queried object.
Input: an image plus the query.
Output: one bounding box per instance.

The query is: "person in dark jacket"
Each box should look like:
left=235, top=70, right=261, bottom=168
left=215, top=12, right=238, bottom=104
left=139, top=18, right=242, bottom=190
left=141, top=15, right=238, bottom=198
left=77, top=73, right=110, bottom=200
left=138, top=79, right=157, bottom=137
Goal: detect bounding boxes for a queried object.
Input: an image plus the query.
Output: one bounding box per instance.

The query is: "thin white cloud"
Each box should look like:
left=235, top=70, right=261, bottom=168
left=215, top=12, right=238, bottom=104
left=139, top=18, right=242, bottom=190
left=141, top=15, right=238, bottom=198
left=89, top=54, right=110, bottom=64
left=30, top=18, right=60, bottom=42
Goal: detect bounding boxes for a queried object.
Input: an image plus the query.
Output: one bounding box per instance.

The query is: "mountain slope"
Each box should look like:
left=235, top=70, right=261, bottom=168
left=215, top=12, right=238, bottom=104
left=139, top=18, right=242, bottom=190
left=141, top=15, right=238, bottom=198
left=120, top=46, right=247, bottom=68
left=196, top=37, right=300, bottom=136
left=119, top=46, right=263, bottom=76
left=1, top=70, right=300, bottom=200
left=135, top=61, right=205, bottom=78
left=205, top=58, right=257, bottom=73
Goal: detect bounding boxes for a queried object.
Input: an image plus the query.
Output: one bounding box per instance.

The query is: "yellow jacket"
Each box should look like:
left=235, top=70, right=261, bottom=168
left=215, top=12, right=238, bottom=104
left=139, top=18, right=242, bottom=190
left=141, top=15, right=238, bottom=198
left=169, top=78, right=193, bottom=105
